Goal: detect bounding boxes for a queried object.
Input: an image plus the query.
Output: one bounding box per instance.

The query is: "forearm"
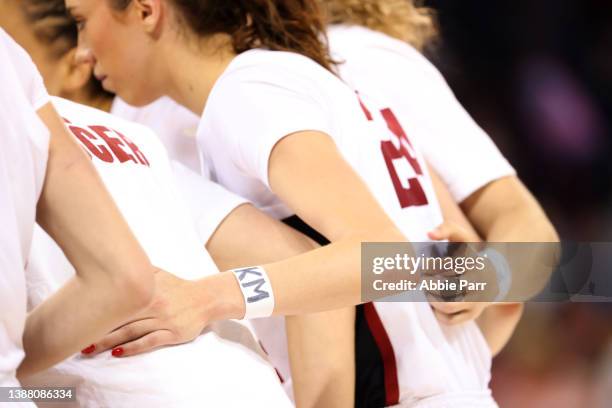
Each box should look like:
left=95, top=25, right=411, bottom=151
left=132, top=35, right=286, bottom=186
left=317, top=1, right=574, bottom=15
left=206, top=204, right=356, bottom=406
left=462, top=178, right=560, bottom=300
left=476, top=303, right=524, bottom=356
left=203, top=225, right=409, bottom=320
left=19, top=273, right=148, bottom=377
left=19, top=104, right=155, bottom=376
left=482, top=205, right=558, bottom=243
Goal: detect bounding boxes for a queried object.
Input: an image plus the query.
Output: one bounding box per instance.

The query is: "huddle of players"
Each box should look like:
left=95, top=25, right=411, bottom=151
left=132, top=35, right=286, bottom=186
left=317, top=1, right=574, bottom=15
left=1, top=0, right=558, bottom=407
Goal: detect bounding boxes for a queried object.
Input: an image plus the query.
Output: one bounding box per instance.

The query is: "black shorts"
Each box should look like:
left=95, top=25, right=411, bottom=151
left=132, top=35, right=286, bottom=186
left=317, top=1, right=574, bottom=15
left=283, top=215, right=400, bottom=408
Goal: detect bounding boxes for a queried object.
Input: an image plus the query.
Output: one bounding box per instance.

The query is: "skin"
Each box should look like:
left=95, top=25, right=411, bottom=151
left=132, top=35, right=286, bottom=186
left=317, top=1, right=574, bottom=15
left=0, top=3, right=155, bottom=379
left=13, top=104, right=155, bottom=377
left=1, top=6, right=354, bottom=405
left=63, top=0, right=551, bottom=350
left=48, top=0, right=552, bottom=404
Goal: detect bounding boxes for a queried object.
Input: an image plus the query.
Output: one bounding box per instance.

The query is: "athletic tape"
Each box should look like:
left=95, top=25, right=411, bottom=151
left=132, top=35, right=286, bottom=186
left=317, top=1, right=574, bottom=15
left=231, top=266, right=275, bottom=319
left=480, top=248, right=512, bottom=302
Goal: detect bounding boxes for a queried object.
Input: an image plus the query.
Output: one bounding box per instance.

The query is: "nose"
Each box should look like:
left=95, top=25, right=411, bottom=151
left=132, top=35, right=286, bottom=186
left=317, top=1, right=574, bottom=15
left=75, top=43, right=95, bottom=65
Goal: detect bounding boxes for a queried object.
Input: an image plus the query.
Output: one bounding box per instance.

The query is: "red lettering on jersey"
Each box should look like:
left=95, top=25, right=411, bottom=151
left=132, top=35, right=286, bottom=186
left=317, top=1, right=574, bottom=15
left=380, top=108, right=423, bottom=176
left=90, top=126, right=137, bottom=164
left=69, top=125, right=114, bottom=163
left=115, top=130, right=150, bottom=167
left=357, top=97, right=428, bottom=208
left=356, top=92, right=373, bottom=120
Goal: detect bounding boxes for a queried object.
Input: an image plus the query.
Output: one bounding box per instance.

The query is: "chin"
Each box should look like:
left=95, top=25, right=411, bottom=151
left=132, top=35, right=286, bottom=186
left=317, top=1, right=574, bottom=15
left=117, top=87, right=161, bottom=108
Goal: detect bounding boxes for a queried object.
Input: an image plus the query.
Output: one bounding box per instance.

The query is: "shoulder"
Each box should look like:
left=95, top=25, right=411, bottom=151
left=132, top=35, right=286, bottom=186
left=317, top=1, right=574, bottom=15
left=0, top=29, right=49, bottom=110
left=213, top=49, right=337, bottom=98
left=329, top=25, right=446, bottom=86
left=52, top=97, right=161, bottom=146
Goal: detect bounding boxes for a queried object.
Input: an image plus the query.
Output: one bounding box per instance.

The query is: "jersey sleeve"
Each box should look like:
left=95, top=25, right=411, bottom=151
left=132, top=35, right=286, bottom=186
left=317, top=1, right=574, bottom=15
left=359, top=46, right=516, bottom=202
left=171, top=161, right=249, bottom=245
left=0, top=29, right=49, bottom=110
left=204, top=61, right=333, bottom=188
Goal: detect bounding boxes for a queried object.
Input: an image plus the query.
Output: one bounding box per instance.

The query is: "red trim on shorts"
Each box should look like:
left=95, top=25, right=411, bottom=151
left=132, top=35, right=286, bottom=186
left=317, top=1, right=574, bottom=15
left=363, top=303, right=399, bottom=406
left=259, top=341, right=284, bottom=384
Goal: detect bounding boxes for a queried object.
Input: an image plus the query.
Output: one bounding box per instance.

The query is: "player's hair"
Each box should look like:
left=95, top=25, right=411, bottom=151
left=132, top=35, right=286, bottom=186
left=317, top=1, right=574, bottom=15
left=19, top=0, right=110, bottom=99
left=320, top=0, right=437, bottom=51
left=109, top=0, right=334, bottom=71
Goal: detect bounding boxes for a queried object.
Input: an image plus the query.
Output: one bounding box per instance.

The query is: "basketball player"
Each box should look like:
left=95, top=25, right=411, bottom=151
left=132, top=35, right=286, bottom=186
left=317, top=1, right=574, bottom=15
left=0, top=28, right=156, bottom=394
left=24, top=95, right=298, bottom=407
left=60, top=1, right=559, bottom=406
left=0, top=3, right=356, bottom=404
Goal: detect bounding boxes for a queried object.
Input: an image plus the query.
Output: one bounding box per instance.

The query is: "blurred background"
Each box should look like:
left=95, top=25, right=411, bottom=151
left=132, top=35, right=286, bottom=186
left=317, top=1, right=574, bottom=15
left=423, top=0, right=612, bottom=406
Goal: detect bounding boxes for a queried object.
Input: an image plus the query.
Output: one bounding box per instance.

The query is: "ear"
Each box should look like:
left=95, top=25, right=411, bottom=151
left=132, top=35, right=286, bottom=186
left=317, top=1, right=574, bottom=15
left=132, top=0, right=164, bottom=34
left=57, top=48, right=94, bottom=98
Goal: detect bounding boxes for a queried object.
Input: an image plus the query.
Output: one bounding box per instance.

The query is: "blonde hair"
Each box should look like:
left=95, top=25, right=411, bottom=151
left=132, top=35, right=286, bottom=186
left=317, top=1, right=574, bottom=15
left=321, top=0, right=437, bottom=51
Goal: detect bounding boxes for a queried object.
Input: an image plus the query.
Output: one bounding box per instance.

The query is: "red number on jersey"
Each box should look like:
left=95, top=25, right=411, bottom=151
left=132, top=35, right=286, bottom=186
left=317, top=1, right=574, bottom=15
left=358, top=96, right=428, bottom=208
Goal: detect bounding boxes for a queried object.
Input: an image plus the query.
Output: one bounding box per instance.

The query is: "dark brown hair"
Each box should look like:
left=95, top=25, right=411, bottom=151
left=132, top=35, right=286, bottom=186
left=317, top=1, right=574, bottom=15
left=110, top=0, right=334, bottom=70
left=20, top=0, right=111, bottom=99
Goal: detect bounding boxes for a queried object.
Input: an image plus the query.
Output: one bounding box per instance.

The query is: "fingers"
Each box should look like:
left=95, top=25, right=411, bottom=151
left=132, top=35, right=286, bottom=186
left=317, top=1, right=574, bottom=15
left=82, top=318, right=159, bottom=356
left=108, top=330, right=178, bottom=358
left=427, top=224, right=449, bottom=241
left=428, top=221, right=480, bottom=243
left=430, top=301, right=468, bottom=315
left=432, top=308, right=476, bottom=325
left=431, top=302, right=489, bottom=325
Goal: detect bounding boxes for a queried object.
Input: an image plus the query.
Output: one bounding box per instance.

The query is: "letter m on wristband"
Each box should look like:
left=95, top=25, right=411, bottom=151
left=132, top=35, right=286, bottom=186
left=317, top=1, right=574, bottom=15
left=235, top=267, right=270, bottom=303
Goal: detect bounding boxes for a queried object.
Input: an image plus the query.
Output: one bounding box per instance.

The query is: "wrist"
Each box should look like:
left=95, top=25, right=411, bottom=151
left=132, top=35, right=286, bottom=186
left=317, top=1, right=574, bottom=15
left=197, top=272, right=245, bottom=322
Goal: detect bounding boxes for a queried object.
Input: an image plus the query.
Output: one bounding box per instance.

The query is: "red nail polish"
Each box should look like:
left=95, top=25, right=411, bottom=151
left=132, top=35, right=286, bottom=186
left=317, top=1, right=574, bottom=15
left=81, top=344, right=96, bottom=354
left=111, top=347, right=124, bottom=357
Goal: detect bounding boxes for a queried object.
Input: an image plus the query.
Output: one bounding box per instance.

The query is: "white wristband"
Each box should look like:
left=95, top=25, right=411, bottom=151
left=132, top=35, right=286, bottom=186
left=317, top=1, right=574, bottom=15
left=231, top=266, right=275, bottom=319
left=480, top=248, right=512, bottom=302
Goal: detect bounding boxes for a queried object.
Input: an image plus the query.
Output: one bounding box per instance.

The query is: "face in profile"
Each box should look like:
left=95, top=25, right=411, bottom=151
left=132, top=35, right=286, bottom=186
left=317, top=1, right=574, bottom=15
left=65, top=0, right=165, bottom=106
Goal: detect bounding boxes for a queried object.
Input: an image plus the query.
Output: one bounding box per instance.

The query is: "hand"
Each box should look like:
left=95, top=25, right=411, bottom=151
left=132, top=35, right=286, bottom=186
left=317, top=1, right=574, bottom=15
left=427, top=221, right=491, bottom=325
left=83, top=269, right=211, bottom=358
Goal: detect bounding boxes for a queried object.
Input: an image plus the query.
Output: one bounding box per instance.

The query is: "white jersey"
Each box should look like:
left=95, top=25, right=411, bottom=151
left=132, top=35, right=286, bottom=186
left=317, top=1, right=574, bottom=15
left=328, top=24, right=515, bottom=203
left=24, top=97, right=291, bottom=408
left=0, top=29, right=49, bottom=396
left=111, top=96, right=247, bottom=245
left=197, top=50, right=496, bottom=407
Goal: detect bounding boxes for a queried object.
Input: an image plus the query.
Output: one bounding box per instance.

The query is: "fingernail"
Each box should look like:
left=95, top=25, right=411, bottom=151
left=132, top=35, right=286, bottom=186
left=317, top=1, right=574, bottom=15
left=81, top=344, right=96, bottom=354
left=111, top=347, right=124, bottom=357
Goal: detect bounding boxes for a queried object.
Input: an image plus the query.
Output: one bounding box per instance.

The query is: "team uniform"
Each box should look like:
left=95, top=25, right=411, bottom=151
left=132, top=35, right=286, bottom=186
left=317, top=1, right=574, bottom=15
left=327, top=24, right=515, bottom=203
left=196, top=49, right=497, bottom=407
left=110, top=97, right=248, bottom=244
left=24, top=97, right=291, bottom=408
left=0, top=29, right=49, bottom=404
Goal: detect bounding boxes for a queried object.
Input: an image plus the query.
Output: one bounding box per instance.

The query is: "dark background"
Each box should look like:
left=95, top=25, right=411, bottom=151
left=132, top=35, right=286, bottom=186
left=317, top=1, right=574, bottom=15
left=423, top=1, right=612, bottom=406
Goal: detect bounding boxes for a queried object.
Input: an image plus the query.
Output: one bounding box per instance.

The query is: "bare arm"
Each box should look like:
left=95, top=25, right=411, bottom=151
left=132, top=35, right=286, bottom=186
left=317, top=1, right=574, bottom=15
left=207, top=203, right=355, bottom=408
left=430, top=166, right=524, bottom=354
left=18, top=103, right=155, bottom=377
left=461, top=176, right=558, bottom=243
left=476, top=303, right=524, bottom=356
left=89, top=132, right=409, bottom=357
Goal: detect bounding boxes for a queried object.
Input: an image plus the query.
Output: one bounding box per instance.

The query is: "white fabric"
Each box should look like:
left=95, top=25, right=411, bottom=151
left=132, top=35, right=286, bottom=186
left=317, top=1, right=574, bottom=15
left=232, top=267, right=276, bottom=319
left=111, top=96, right=201, bottom=172
left=24, top=98, right=291, bottom=408
left=0, top=29, right=49, bottom=398
left=171, top=161, right=247, bottom=245
left=197, top=49, right=493, bottom=405
left=111, top=97, right=249, bottom=245
left=328, top=24, right=515, bottom=202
